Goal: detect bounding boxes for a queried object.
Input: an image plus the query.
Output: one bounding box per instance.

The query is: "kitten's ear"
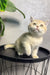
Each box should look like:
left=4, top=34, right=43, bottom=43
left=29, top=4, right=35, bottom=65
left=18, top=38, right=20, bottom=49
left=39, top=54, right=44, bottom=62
left=30, top=17, right=33, bottom=22
left=45, top=21, right=48, bottom=27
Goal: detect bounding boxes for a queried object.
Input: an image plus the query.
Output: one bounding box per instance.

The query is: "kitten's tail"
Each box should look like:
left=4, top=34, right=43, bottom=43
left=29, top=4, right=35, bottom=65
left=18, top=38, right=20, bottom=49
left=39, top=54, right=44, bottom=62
left=4, top=44, right=15, bottom=50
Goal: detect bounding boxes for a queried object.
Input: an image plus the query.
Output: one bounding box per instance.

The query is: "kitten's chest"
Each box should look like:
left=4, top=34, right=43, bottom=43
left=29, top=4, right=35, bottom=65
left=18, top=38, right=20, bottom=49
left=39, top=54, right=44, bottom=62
left=27, top=36, right=43, bottom=46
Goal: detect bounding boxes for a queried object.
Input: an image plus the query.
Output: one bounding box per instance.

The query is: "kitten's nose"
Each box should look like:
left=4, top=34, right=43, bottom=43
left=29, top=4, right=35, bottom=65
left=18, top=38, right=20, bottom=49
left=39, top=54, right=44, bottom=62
left=37, top=26, right=39, bottom=28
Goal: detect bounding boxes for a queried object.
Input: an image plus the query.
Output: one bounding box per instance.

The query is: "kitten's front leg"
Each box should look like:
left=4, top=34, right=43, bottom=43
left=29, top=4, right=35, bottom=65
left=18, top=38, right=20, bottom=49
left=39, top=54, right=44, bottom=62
left=24, top=42, right=31, bottom=56
left=32, top=48, right=39, bottom=58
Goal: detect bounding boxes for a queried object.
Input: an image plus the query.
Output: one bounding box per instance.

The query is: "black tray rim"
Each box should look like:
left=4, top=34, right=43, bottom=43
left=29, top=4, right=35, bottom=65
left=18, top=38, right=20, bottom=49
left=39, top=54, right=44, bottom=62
left=0, top=45, right=50, bottom=63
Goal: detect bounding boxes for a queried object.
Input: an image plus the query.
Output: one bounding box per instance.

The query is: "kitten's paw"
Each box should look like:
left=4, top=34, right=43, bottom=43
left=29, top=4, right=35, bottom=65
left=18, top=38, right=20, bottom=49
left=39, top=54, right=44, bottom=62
left=4, top=45, right=8, bottom=50
left=32, top=55, right=39, bottom=59
left=26, top=50, right=31, bottom=56
left=18, top=52, right=23, bottom=56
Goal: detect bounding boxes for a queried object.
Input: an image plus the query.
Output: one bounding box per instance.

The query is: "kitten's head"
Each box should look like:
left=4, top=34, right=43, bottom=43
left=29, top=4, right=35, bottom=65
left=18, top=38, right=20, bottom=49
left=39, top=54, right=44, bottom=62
left=28, top=17, right=47, bottom=36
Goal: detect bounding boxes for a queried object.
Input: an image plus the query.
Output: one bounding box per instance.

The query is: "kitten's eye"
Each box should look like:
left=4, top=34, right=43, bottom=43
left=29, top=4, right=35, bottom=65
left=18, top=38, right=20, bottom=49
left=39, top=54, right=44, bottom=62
left=40, top=24, right=43, bottom=27
left=33, top=23, right=36, bottom=25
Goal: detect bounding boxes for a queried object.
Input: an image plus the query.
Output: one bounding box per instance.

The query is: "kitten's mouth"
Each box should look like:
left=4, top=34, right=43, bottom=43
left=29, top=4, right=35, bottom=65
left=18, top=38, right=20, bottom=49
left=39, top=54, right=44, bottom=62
left=31, top=28, right=41, bottom=33
left=33, top=29, right=39, bottom=32
left=32, top=30, right=35, bottom=32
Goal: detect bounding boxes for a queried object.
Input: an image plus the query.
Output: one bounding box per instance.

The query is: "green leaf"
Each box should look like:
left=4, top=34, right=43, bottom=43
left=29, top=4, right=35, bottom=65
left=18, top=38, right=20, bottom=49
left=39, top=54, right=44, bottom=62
left=6, top=0, right=16, bottom=12
left=0, top=21, right=2, bottom=30
left=0, top=17, right=5, bottom=36
left=1, top=22, right=5, bottom=36
left=6, top=0, right=25, bottom=18
left=0, top=0, right=7, bottom=11
left=0, top=0, right=25, bottom=18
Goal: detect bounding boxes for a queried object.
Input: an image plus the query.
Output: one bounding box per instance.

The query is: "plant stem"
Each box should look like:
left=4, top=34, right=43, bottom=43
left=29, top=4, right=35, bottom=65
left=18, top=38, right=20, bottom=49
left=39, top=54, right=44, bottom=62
left=16, top=8, right=25, bottom=19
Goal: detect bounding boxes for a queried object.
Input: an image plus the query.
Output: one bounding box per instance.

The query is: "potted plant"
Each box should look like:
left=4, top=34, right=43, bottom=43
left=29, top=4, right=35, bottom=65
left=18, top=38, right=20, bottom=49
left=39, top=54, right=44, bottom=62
left=0, top=0, right=25, bottom=36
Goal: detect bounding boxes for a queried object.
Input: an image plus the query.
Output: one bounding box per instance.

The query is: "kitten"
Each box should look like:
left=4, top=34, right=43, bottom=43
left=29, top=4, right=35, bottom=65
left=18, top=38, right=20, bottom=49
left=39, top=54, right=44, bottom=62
left=4, top=17, right=47, bottom=58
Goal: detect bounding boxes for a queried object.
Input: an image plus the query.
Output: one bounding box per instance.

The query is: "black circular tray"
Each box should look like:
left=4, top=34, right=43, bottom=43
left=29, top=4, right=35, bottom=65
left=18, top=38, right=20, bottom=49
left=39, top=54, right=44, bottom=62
left=0, top=45, right=50, bottom=63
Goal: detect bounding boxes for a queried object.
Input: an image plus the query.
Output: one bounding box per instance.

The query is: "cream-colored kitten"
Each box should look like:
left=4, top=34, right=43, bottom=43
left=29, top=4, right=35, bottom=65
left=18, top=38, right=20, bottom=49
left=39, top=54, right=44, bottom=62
left=4, top=17, right=47, bottom=58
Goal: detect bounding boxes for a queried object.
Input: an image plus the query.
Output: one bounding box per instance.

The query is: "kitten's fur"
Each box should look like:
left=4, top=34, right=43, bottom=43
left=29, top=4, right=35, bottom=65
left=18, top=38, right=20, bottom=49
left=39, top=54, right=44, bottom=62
left=4, top=17, right=47, bottom=58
